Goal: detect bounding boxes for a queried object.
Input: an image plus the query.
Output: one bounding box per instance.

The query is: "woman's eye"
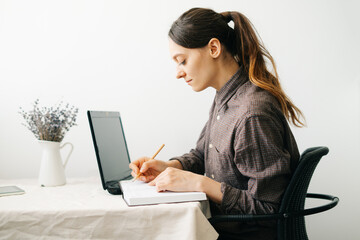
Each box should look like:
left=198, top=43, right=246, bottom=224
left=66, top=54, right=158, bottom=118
left=179, top=60, right=186, bottom=65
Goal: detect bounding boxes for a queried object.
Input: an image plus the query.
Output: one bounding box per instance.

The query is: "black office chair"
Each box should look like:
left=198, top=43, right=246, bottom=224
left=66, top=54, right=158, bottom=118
left=209, top=146, right=339, bottom=240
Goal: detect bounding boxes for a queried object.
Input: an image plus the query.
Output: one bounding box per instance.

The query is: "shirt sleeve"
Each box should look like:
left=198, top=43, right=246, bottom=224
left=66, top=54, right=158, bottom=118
left=169, top=122, right=207, bottom=175
left=220, top=114, right=292, bottom=215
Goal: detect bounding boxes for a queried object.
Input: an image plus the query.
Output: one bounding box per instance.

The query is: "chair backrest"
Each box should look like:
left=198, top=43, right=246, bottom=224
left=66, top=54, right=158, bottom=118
left=277, top=146, right=329, bottom=240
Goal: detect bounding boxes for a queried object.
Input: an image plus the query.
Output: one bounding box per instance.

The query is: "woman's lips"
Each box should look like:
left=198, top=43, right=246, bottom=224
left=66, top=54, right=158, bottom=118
left=186, top=79, right=192, bottom=84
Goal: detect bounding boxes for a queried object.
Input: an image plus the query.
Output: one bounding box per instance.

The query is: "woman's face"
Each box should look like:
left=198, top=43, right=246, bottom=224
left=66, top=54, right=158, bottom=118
left=169, top=38, right=217, bottom=92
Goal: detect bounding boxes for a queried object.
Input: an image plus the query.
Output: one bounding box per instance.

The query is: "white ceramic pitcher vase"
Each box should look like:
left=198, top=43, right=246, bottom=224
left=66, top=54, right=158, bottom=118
left=38, top=140, right=73, bottom=187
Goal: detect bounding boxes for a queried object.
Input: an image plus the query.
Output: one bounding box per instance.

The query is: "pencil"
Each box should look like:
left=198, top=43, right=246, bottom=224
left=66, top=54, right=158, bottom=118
left=132, top=144, right=165, bottom=182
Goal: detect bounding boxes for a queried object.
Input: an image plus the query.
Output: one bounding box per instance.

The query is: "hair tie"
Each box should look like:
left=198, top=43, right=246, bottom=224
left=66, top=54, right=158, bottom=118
left=220, top=11, right=232, bottom=23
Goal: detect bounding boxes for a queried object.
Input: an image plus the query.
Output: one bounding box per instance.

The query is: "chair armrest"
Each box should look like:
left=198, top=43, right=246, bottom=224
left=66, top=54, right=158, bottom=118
left=302, top=193, right=339, bottom=216
left=208, top=193, right=339, bottom=224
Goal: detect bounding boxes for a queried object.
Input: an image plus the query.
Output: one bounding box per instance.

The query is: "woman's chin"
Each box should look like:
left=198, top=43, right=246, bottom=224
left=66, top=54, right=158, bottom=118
left=190, top=83, right=207, bottom=92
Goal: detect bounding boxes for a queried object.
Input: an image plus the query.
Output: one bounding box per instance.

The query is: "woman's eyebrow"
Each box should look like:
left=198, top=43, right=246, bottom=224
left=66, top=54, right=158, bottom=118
left=172, top=53, right=184, bottom=61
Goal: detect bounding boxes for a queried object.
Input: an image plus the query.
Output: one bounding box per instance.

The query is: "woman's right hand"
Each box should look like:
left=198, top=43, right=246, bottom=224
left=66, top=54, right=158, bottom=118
left=129, top=157, right=169, bottom=183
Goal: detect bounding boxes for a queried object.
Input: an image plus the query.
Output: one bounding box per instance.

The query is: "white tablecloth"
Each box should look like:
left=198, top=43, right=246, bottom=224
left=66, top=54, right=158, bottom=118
left=0, top=177, right=218, bottom=240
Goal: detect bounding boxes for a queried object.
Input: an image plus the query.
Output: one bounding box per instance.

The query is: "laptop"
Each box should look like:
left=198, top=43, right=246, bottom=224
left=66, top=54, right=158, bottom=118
left=87, top=111, right=133, bottom=195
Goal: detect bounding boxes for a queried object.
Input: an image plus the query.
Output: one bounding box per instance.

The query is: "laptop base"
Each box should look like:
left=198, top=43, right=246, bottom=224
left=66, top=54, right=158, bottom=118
left=107, top=182, right=122, bottom=195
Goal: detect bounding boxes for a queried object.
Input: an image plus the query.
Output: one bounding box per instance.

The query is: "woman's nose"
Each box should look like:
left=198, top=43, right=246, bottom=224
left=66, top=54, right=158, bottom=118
left=176, top=69, right=186, bottom=79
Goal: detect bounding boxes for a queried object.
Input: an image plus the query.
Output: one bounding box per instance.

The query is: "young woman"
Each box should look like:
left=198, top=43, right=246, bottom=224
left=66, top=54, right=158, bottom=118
left=129, top=8, right=304, bottom=239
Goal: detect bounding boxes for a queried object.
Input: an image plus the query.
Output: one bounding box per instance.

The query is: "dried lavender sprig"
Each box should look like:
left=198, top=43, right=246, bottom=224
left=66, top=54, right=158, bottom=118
left=19, top=99, right=78, bottom=142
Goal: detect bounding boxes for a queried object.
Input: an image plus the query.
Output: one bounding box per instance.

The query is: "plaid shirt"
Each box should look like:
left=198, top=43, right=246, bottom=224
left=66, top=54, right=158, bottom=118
left=171, top=67, right=299, bottom=217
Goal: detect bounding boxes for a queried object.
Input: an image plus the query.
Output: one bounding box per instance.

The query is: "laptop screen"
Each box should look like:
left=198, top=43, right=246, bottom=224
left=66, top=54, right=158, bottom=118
left=88, top=111, right=132, bottom=190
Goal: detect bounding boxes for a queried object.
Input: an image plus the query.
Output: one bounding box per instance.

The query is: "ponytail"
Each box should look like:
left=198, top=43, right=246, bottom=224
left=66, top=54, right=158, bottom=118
left=221, top=11, right=305, bottom=127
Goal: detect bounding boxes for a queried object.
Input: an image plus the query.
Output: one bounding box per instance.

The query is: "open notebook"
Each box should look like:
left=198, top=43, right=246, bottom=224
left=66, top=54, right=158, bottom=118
left=119, top=180, right=207, bottom=206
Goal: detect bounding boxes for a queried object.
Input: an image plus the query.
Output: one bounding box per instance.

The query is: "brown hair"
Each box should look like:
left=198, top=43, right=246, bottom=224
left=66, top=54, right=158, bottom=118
left=169, top=8, right=305, bottom=127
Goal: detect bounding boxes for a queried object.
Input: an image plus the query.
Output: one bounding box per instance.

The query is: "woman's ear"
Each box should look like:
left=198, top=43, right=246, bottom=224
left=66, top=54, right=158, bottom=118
left=208, top=38, right=222, bottom=59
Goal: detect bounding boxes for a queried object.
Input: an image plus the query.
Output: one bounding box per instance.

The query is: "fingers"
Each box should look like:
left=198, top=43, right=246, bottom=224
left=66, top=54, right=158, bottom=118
left=138, top=160, right=153, bottom=173
left=129, top=157, right=148, bottom=177
left=148, top=178, right=166, bottom=192
left=142, top=175, right=155, bottom=183
left=129, top=163, right=139, bottom=176
left=129, top=162, right=141, bottom=178
left=148, top=179, right=156, bottom=186
left=148, top=168, right=172, bottom=192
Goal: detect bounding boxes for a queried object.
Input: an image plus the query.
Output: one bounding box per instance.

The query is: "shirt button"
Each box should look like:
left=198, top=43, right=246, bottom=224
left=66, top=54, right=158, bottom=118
left=209, top=144, right=213, bottom=148
left=211, top=174, right=215, bottom=179
left=217, top=115, right=220, bottom=120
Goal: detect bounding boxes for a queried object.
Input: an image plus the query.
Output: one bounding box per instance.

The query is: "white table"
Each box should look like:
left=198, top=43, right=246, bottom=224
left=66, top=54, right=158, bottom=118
left=0, top=177, right=218, bottom=240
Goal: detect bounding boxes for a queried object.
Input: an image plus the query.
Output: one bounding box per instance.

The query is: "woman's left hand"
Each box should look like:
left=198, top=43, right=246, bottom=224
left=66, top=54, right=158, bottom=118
left=148, top=167, right=203, bottom=192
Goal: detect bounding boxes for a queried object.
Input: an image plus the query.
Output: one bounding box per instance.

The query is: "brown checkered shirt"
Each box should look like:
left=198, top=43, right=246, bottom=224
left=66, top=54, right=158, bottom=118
left=171, top=67, right=299, bottom=216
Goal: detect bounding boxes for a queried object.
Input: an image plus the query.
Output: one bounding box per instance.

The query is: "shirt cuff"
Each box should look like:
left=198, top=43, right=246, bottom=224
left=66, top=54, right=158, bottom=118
left=220, top=182, right=241, bottom=214
left=169, top=156, right=192, bottom=171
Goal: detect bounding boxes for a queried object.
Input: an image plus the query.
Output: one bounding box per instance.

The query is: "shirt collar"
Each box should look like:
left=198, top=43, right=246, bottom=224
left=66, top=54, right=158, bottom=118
left=214, top=66, right=248, bottom=107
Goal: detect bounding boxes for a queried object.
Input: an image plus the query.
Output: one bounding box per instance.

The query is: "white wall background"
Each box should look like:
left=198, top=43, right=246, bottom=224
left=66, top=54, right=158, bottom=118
left=0, top=0, right=359, bottom=239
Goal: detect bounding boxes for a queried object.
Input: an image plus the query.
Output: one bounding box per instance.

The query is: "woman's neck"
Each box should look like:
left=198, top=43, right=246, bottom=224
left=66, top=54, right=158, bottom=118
left=212, top=57, right=240, bottom=91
